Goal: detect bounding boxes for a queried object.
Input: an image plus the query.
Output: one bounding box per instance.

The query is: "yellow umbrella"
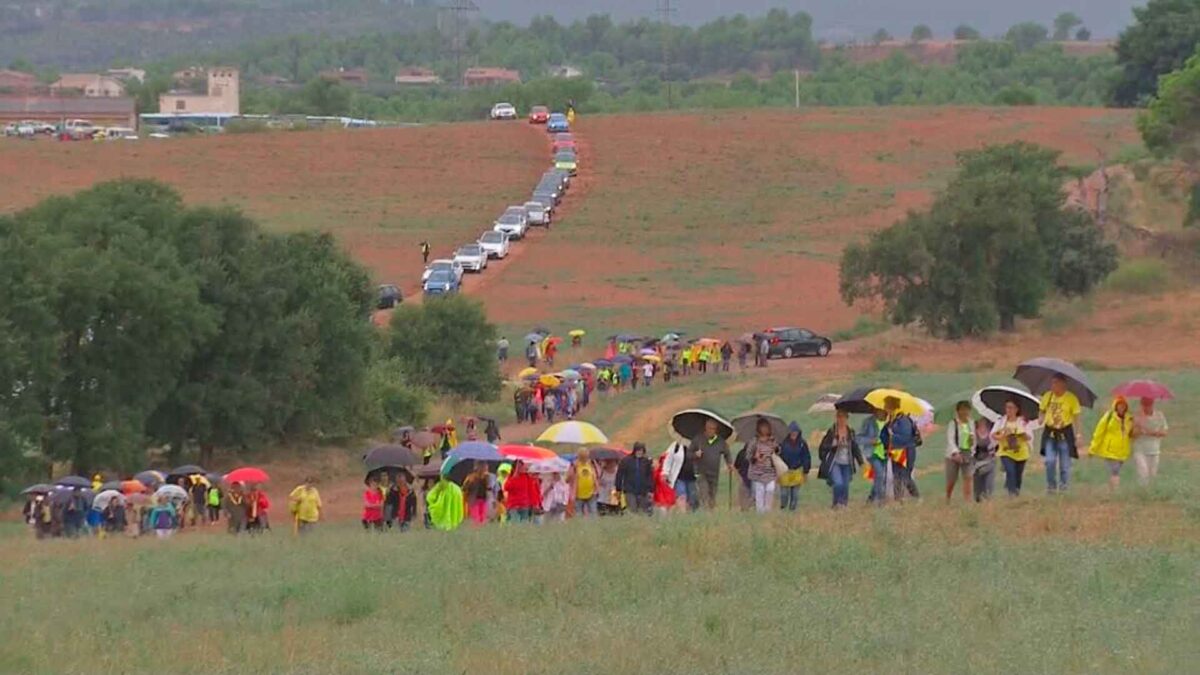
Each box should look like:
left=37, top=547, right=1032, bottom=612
left=641, top=354, right=662, bottom=363
left=537, top=421, right=609, bottom=444
left=518, top=367, right=539, bottom=379
left=865, top=388, right=926, bottom=416
left=568, top=329, right=586, bottom=337
left=539, top=375, right=562, bottom=387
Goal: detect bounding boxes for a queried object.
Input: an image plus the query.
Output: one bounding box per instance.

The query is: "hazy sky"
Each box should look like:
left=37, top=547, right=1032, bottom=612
left=477, top=0, right=1142, bottom=40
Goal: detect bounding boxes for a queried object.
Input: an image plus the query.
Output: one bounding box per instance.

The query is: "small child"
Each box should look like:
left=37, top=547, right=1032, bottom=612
left=972, top=418, right=997, bottom=502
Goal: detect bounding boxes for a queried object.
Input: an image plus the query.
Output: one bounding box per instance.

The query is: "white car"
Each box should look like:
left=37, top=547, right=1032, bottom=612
left=422, top=259, right=464, bottom=283
left=489, top=102, right=518, bottom=120
left=523, top=201, right=551, bottom=227
left=478, top=230, right=511, bottom=259
left=454, top=244, right=489, bottom=272
left=493, top=207, right=529, bottom=240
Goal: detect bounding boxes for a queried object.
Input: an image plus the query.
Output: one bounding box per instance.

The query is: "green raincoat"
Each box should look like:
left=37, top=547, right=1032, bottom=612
left=426, top=478, right=465, bottom=531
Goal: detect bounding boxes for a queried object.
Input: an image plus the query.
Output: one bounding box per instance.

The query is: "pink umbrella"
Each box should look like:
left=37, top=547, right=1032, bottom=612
left=1111, top=380, right=1174, bottom=401
left=225, top=467, right=270, bottom=484
left=498, top=444, right=557, bottom=462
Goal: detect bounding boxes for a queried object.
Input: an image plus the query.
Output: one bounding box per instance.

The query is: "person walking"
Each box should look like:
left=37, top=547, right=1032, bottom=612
left=1038, top=374, right=1082, bottom=493
left=148, top=496, right=178, bottom=540
left=944, top=401, right=974, bottom=503
left=596, top=460, right=621, bottom=516
left=972, top=418, right=997, bottom=502
left=642, top=361, right=654, bottom=387
left=420, top=241, right=431, bottom=264
left=497, top=336, right=509, bottom=362
left=720, top=342, right=733, bottom=372
left=288, top=477, right=322, bottom=535
left=1089, top=396, right=1135, bottom=491
left=818, top=410, right=863, bottom=509
left=393, top=474, right=417, bottom=531
left=503, top=461, right=542, bottom=523
left=205, top=483, right=222, bottom=523
left=661, top=439, right=698, bottom=511
left=224, top=483, right=246, bottom=534
left=738, top=341, right=749, bottom=369
left=361, top=477, right=384, bottom=531
left=746, top=419, right=780, bottom=513
left=570, top=450, right=600, bottom=517
left=188, top=477, right=208, bottom=526
left=426, top=473, right=465, bottom=531
left=778, top=422, right=811, bottom=511
left=525, top=341, right=539, bottom=367
left=462, top=462, right=492, bottom=525
left=757, top=336, right=770, bottom=368
left=1132, top=397, right=1168, bottom=485
left=992, top=398, right=1037, bottom=496
left=688, top=419, right=733, bottom=510
left=616, top=443, right=654, bottom=515
left=859, top=407, right=889, bottom=505
left=541, top=472, right=570, bottom=522
left=884, top=396, right=921, bottom=501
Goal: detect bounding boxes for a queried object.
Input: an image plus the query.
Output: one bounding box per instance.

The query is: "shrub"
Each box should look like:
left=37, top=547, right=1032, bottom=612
left=1104, top=259, right=1171, bottom=294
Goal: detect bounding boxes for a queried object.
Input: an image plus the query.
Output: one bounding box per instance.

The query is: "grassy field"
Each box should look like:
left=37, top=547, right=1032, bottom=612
left=4, top=368, right=1199, bottom=674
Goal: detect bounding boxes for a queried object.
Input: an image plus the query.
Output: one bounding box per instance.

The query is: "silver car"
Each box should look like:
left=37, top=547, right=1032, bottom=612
left=454, top=244, right=489, bottom=272
left=524, top=201, right=550, bottom=227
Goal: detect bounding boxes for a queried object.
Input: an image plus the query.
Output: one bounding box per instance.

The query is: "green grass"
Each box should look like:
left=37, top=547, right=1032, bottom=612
left=831, top=315, right=890, bottom=342
left=1104, top=259, right=1172, bottom=295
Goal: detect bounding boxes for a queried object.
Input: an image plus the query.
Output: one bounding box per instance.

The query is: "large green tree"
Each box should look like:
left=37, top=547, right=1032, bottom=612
left=1112, top=0, right=1200, bottom=106
left=840, top=143, right=1117, bottom=337
left=1053, top=12, right=1084, bottom=41
left=1006, top=22, right=1049, bottom=52
left=1138, top=48, right=1200, bottom=225
left=387, top=295, right=501, bottom=402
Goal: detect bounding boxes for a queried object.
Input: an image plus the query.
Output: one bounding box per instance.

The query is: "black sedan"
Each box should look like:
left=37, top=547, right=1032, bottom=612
left=762, top=327, right=831, bottom=358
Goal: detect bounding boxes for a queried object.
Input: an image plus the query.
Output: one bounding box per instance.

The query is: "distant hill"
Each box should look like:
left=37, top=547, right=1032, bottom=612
left=0, top=0, right=438, bottom=69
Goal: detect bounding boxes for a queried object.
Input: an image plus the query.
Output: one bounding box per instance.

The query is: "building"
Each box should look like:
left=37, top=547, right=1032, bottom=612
left=0, top=69, right=37, bottom=92
left=106, top=68, right=146, bottom=83
left=0, top=95, right=136, bottom=128
left=394, top=67, right=441, bottom=86
left=158, top=68, right=240, bottom=115
left=463, top=67, right=521, bottom=87
left=548, top=65, right=583, bottom=79
left=320, top=67, right=368, bottom=84
left=50, top=74, right=127, bottom=97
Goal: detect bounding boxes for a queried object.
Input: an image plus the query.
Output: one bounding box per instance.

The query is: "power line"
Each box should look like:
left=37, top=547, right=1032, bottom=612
left=439, top=0, right=479, bottom=86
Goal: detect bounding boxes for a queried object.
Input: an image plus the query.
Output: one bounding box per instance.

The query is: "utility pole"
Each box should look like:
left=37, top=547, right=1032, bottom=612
left=439, top=0, right=479, bottom=87
left=656, top=0, right=677, bottom=107
left=794, top=69, right=800, bottom=109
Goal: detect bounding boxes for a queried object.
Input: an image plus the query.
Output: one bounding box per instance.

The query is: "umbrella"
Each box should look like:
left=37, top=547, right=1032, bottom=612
left=662, top=332, right=684, bottom=342
left=51, top=486, right=94, bottom=506
left=527, top=456, right=571, bottom=474
left=518, top=366, right=539, bottom=379
left=205, top=472, right=224, bottom=486
left=538, top=374, right=562, bottom=387
left=737, top=332, right=756, bottom=345
left=430, top=423, right=454, bottom=434
left=55, top=476, right=91, bottom=488
left=578, top=362, right=597, bottom=371
left=730, top=412, right=789, bottom=442
left=531, top=326, right=551, bottom=335
left=593, top=358, right=613, bottom=368
left=613, top=354, right=634, bottom=365
left=21, top=483, right=54, bottom=495
left=411, top=431, right=439, bottom=449
left=695, top=338, right=722, bottom=347
left=133, top=470, right=165, bottom=487
left=640, top=354, right=662, bottom=363
left=537, top=421, right=609, bottom=444
left=225, top=467, right=270, bottom=484
left=524, top=332, right=543, bottom=344
left=973, top=385, right=1041, bottom=423
left=447, top=442, right=502, bottom=462
left=100, top=480, right=123, bottom=492
left=545, top=336, right=563, bottom=347
left=559, top=369, right=581, bottom=380
left=669, top=409, right=734, bottom=441
left=93, top=490, right=125, bottom=510
left=864, top=388, right=926, bottom=417
left=569, top=329, right=586, bottom=337
left=121, top=480, right=148, bottom=495
left=412, top=463, right=442, bottom=480
left=1014, top=357, right=1097, bottom=408
left=363, top=444, right=420, bottom=470
left=154, top=484, right=187, bottom=501
left=807, top=393, right=842, bottom=414
left=499, top=444, right=558, bottom=462
left=586, top=447, right=629, bottom=462
left=170, top=464, right=206, bottom=477
left=614, top=333, right=641, bottom=343
left=834, top=386, right=881, bottom=414
left=1111, top=379, right=1174, bottom=401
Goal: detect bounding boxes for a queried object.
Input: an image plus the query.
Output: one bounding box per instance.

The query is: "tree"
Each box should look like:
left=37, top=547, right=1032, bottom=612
left=1138, top=49, right=1200, bottom=225
left=953, top=24, right=981, bottom=41
left=1112, top=0, right=1200, bottom=106
left=298, top=76, right=352, bottom=116
left=1005, top=22, right=1049, bottom=52
left=1075, top=27, right=1092, bottom=41
left=1053, top=12, right=1083, bottom=41
left=910, top=25, right=933, bottom=43
left=872, top=28, right=893, bottom=44
left=840, top=142, right=1117, bottom=337
left=386, top=296, right=502, bottom=401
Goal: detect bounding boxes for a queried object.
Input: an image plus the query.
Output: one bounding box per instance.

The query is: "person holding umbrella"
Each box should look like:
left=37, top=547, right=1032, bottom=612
left=884, top=396, right=921, bottom=501
left=503, top=461, right=542, bottom=523
left=688, top=419, right=734, bottom=510
left=1132, top=397, right=1168, bottom=485
left=1039, top=374, right=1083, bottom=493
left=992, top=398, right=1038, bottom=496
left=818, top=409, right=863, bottom=509
left=1089, top=396, right=1135, bottom=491
left=462, top=462, right=492, bottom=526
left=859, top=407, right=890, bottom=506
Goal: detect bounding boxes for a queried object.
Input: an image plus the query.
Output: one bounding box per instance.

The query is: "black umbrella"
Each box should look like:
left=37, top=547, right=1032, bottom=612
left=51, top=486, right=94, bottom=505
left=1013, top=358, right=1097, bottom=408
left=170, top=464, right=206, bottom=476
left=21, top=483, right=54, bottom=495
left=205, top=472, right=225, bottom=486
left=972, top=385, right=1040, bottom=423
left=586, top=447, right=629, bottom=462
left=833, top=386, right=881, bottom=415
left=363, top=444, right=420, bottom=471
left=55, top=475, right=91, bottom=488
left=669, top=409, right=734, bottom=441
left=100, top=480, right=123, bottom=492
left=730, top=412, right=789, bottom=443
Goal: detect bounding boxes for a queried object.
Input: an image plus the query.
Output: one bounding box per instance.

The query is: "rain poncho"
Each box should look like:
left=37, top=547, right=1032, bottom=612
left=1089, top=399, right=1134, bottom=462
left=426, top=479, right=465, bottom=531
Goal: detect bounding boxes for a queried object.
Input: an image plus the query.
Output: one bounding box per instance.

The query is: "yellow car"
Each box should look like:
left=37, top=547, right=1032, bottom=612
left=554, top=151, right=577, bottom=176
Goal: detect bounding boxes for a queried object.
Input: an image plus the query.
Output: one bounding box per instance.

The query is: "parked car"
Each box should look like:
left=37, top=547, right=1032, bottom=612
left=422, top=259, right=464, bottom=283
left=546, top=113, right=569, bottom=132
left=533, top=181, right=562, bottom=204
left=553, top=132, right=574, bottom=143
left=423, top=269, right=460, bottom=296
left=554, top=151, right=578, bottom=175
left=528, top=194, right=555, bottom=215
left=523, top=200, right=551, bottom=227
left=544, top=167, right=571, bottom=188
left=478, top=230, right=511, bottom=259
left=762, top=327, right=833, bottom=358
left=377, top=284, right=402, bottom=309
left=454, top=244, right=489, bottom=272
left=552, top=138, right=577, bottom=154
left=62, top=119, right=96, bottom=140
left=533, top=188, right=561, bottom=208
left=489, top=102, right=518, bottom=121
left=528, top=105, right=550, bottom=124
left=493, top=207, right=529, bottom=240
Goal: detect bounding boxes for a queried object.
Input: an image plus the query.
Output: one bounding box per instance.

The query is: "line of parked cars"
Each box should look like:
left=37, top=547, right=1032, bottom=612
left=420, top=105, right=577, bottom=298
left=2, top=119, right=137, bottom=140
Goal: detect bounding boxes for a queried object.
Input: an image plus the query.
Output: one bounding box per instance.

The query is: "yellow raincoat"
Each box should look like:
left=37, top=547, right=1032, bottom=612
left=426, top=478, right=464, bottom=531
left=1089, top=399, right=1134, bottom=462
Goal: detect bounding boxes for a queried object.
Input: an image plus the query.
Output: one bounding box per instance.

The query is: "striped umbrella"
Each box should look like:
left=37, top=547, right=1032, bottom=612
left=536, top=421, right=609, bottom=445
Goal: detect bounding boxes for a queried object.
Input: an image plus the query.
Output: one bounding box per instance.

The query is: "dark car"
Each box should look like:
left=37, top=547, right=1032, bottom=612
left=377, top=284, right=402, bottom=309
left=763, top=327, right=832, bottom=358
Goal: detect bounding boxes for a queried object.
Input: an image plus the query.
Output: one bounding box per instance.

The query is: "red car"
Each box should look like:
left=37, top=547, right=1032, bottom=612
left=529, top=105, right=550, bottom=124
left=552, top=139, right=577, bottom=154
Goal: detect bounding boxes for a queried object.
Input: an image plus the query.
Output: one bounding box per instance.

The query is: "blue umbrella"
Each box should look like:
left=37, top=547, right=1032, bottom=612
left=447, top=442, right=501, bottom=463
left=594, top=358, right=613, bottom=367
left=613, top=354, right=634, bottom=365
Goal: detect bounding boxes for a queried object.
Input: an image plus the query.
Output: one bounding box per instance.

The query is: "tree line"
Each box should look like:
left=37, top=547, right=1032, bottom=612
left=0, top=182, right=501, bottom=488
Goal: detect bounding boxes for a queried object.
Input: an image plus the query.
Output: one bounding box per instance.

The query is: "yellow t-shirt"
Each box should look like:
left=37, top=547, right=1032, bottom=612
left=1040, top=391, right=1081, bottom=430
left=575, top=463, right=596, bottom=500
left=995, top=420, right=1031, bottom=462
left=288, top=486, right=322, bottom=523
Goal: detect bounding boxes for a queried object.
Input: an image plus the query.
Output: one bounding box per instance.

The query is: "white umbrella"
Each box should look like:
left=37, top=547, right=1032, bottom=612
left=154, top=484, right=188, bottom=502
left=527, top=456, right=571, bottom=474
left=972, top=385, right=1041, bottom=423
left=93, top=489, right=125, bottom=510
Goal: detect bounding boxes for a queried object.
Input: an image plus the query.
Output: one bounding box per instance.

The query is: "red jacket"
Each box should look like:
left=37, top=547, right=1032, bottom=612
left=362, top=488, right=383, bottom=522
left=503, top=472, right=543, bottom=510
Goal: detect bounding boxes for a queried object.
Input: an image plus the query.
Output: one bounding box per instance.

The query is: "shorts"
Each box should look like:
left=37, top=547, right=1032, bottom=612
left=1105, top=459, right=1124, bottom=477
left=944, top=457, right=971, bottom=482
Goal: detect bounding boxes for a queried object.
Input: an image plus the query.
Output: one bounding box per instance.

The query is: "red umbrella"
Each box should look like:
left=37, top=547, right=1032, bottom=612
left=225, top=467, right=270, bottom=484
left=1111, top=380, right=1174, bottom=401
left=499, top=444, right=557, bottom=462
left=545, top=336, right=563, bottom=347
